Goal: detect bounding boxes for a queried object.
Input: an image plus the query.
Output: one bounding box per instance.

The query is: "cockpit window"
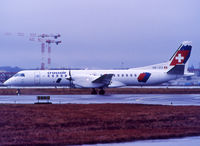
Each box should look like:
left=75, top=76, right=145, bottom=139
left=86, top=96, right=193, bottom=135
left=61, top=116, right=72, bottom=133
left=14, top=73, right=19, bottom=77
left=14, top=73, right=25, bottom=77
left=20, top=73, right=25, bottom=77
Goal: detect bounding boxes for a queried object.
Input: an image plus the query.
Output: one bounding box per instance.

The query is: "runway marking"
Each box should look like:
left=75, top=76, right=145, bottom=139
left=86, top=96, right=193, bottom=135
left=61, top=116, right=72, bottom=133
left=136, top=97, right=144, bottom=102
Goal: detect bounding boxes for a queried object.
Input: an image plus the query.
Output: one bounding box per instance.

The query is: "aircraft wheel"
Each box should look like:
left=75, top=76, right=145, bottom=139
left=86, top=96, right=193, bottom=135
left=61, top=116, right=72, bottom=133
left=99, top=89, right=105, bottom=95
left=91, top=89, right=97, bottom=95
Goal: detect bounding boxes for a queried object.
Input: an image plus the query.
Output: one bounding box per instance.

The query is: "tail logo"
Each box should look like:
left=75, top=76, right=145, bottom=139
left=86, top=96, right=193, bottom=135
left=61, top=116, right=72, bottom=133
left=170, top=43, right=191, bottom=66
left=175, top=53, right=184, bottom=63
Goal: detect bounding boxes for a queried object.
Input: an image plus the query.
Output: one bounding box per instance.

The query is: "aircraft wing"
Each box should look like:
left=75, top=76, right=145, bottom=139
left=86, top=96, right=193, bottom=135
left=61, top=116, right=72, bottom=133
left=92, top=74, right=113, bottom=86
left=72, top=74, right=114, bottom=88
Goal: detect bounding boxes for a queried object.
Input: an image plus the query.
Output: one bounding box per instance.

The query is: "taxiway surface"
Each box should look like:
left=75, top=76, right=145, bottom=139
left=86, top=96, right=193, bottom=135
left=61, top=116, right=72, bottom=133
left=1, top=94, right=200, bottom=105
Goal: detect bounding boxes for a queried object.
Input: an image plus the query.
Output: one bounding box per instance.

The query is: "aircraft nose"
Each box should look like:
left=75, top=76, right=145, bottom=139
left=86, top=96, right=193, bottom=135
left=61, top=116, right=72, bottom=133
left=4, top=78, right=12, bottom=86
left=4, top=80, right=10, bottom=86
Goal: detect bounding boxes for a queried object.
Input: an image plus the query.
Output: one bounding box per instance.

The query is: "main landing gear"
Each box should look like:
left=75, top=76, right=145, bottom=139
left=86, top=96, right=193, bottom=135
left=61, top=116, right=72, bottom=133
left=99, top=89, right=105, bottom=95
left=91, top=88, right=97, bottom=95
left=91, top=88, right=105, bottom=95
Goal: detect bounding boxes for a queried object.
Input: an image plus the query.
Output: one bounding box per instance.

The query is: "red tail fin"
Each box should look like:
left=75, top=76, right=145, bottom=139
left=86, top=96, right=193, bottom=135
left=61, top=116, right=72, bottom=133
left=169, top=41, right=192, bottom=66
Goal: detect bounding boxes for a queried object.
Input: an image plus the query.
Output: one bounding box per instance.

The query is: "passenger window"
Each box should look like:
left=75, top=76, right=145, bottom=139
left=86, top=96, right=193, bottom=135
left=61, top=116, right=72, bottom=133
left=126, top=74, right=128, bottom=77
left=14, top=73, right=20, bottom=77
left=48, top=75, right=50, bottom=77
left=130, top=74, right=133, bottom=77
left=61, top=75, right=63, bottom=77
left=117, top=74, right=120, bottom=77
left=122, top=74, right=124, bottom=77
left=65, top=75, right=67, bottom=77
left=56, top=75, right=59, bottom=77
left=52, top=75, right=54, bottom=77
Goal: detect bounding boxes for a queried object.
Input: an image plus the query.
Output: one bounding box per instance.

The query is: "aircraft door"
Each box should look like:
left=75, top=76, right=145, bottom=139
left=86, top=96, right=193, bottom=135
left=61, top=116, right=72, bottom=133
left=19, top=73, right=25, bottom=85
left=34, top=72, right=40, bottom=85
left=21, top=78, right=24, bottom=84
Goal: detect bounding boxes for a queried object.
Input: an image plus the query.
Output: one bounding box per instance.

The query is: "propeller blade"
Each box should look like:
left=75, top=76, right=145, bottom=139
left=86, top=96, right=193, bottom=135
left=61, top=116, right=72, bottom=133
left=67, top=69, right=74, bottom=88
left=69, top=69, right=71, bottom=77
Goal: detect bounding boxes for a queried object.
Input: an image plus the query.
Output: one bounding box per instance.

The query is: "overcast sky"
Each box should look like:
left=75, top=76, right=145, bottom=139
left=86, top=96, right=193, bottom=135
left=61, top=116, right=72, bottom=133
left=0, top=0, right=200, bottom=69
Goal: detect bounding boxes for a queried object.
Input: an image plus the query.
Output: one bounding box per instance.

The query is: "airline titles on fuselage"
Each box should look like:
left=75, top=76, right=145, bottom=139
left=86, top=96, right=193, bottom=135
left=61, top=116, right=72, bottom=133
left=47, top=71, right=67, bottom=75
left=47, top=71, right=67, bottom=78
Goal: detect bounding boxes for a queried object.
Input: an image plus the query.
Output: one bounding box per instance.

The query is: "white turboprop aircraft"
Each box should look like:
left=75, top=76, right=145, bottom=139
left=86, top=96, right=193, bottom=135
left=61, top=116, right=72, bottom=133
left=4, top=41, right=192, bottom=95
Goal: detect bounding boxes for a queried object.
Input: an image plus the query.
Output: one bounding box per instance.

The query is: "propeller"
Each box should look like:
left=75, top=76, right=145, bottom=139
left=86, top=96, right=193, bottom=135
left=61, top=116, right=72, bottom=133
left=66, top=69, right=74, bottom=88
